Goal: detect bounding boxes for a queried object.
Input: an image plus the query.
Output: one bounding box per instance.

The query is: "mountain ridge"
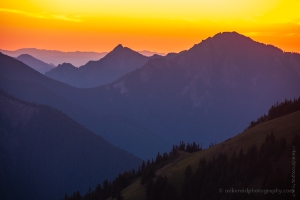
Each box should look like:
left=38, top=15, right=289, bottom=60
left=0, top=47, right=166, bottom=67
left=0, top=48, right=107, bottom=67
left=45, top=44, right=151, bottom=88
left=16, top=54, right=54, bottom=74
left=92, top=31, right=300, bottom=147
left=1, top=32, right=300, bottom=160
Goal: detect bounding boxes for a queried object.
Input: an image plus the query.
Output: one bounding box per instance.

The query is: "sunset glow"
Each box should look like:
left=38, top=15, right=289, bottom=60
left=1, top=0, right=300, bottom=53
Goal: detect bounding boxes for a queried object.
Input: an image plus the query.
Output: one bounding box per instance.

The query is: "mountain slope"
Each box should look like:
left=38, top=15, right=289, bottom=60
left=122, top=110, right=300, bottom=200
left=45, top=63, right=78, bottom=84
left=46, top=44, right=150, bottom=88
left=16, top=54, right=54, bottom=74
left=0, top=91, right=141, bottom=200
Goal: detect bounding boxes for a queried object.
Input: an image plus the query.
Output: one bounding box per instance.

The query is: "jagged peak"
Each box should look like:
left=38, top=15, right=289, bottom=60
left=113, top=44, right=124, bottom=50
left=57, top=63, right=76, bottom=68
left=211, top=31, right=252, bottom=41
left=187, top=31, right=283, bottom=54
left=106, top=44, right=146, bottom=58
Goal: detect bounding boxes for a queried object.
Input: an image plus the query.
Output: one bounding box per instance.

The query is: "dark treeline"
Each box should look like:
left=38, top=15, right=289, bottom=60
left=172, top=141, right=202, bottom=153
left=247, top=97, right=300, bottom=129
left=62, top=141, right=202, bottom=200
left=179, top=132, right=300, bottom=200
left=146, top=175, right=178, bottom=200
left=144, top=133, right=299, bottom=200
left=140, top=141, right=202, bottom=186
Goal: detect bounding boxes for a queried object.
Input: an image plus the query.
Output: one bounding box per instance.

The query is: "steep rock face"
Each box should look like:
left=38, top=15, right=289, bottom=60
left=45, top=45, right=150, bottom=88
left=0, top=92, right=141, bottom=200
left=16, top=54, right=54, bottom=74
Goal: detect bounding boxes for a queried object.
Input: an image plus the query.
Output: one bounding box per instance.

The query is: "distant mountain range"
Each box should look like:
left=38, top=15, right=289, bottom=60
left=0, top=52, right=165, bottom=159
left=0, top=48, right=166, bottom=67
left=1, top=32, right=300, bottom=161
left=45, top=44, right=152, bottom=87
left=16, top=54, right=54, bottom=74
left=138, top=50, right=166, bottom=57
left=0, top=48, right=106, bottom=67
left=0, top=91, right=141, bottom=200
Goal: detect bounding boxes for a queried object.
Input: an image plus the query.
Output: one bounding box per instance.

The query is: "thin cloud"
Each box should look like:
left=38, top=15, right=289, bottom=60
left=282, top=32, right=300, bottom=37
left=0, top=8, right=82, bottom=22
left=243, top=32, right=275, bottom=36
left=51, top=15, right=81, bottom=22
left=243, top=31, right=300, bottom=37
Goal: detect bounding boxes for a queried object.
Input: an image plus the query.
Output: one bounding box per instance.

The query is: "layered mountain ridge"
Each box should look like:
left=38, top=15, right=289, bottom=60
left=1, top=32, right=300, bottom=160
left=45, top=44, right=150, bottom=87
left=97, top=32, right=300, bottom=144
left=0, top=48, right=107, bottom=67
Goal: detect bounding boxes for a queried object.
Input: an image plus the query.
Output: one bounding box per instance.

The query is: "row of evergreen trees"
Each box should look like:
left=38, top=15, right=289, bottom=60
left=172, top=141, right=202, bottom=153
left=62, top=141, right=202, bottom=200
left=146, top=175, right=178, bottom=200
left=247, top=97, right=300, bottom=129
left=179, top=133, right=299, bottom=200
left=144, top=133, right=299, bottom=200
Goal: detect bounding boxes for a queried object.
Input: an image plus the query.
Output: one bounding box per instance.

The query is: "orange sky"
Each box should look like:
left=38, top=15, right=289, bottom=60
left=1, top=0, right=300, bottom=53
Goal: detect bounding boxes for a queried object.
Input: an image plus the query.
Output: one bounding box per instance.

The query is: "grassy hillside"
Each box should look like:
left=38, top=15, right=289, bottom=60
left=122, top=110, right=300, bottom=199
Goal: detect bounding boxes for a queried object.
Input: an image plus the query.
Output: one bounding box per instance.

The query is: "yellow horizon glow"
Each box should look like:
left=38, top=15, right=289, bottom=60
left=0, top=0, right=300, bottom=53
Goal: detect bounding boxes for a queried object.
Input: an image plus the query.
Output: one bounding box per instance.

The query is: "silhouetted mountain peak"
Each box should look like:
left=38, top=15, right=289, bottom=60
left=57, top=63, right=76, bottom=69
left=165, top=52, right=178, bottom=60
left=45, top=62, right=77, bottom=79
left=14, top=53, right=54, bottom=74
left=17, top=54, right=35, bottom=59
left=48, top=43, right=150, bottom=87
left=213, top=31, right=246, bottom=39
left=108, top=44, right=148, bottom=58
left=190, top=32, right=251, bottom=49
left=113, top=44, right=124, bottom=51
left=103, top=44, right=138, bottom=58
left=184, top=31, right=283, bottom=61
left=149, top=54, right=164, bottom=60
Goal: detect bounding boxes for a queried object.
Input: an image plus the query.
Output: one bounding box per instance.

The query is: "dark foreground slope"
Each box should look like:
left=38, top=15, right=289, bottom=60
left=0, top=91, right=141, bottom=200
left=122, top=110, right=300, bottom=200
